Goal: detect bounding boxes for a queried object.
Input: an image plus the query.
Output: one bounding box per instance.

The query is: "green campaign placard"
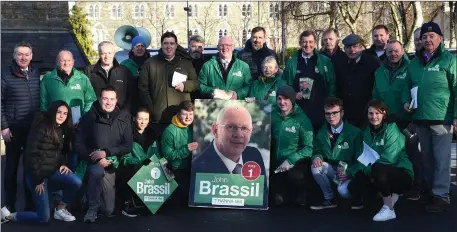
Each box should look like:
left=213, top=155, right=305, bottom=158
left=128, top=155, right=178, bottom=214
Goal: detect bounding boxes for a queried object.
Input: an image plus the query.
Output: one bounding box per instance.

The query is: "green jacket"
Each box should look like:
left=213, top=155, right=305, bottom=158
left=160, top=123, right=193, bottom=170
left=271, top=104, right=314, bottom=169
left=312, top=122, right=364, bottom=178
left=402, top=43, right=457, bottom=121
left=199, top=56, right=252, bottom=99
left=40, top=68, right=97, bottom=115
left=120, top=141, right=160, bottom=166
left=362, top=123, right=414, bottom=179
left=373, top=54, right=411, bottom=121
left=247, top=75, right=286, bottom=104
left=282, top=49, right=336, bottom=97
left=120, top=58, right=139, bottom=77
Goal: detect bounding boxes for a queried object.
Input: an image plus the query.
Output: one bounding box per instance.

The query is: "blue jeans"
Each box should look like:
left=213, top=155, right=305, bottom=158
left=311, top=162, right=337, bottom=200
left=15, top=170, right=82, bottom=223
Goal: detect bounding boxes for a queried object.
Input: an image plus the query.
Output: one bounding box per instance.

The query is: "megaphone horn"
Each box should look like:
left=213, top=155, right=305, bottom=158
left=114, top=25, right=138, bottom=50
left=135, top=27, right=152, bottom=49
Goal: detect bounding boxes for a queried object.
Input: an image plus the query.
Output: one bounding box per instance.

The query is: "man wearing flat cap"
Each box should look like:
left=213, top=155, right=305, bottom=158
left=402, top=21, right=457, bottom=213
left=333, top=34, right=380, bottom=129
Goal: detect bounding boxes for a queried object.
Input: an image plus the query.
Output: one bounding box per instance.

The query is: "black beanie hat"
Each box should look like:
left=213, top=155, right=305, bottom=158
left=420, top=21, right=443, bottom=38
left=277, top=85, right=296, bottom=105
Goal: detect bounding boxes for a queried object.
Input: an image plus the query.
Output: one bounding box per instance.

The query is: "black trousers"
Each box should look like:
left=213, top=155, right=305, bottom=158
left=116, top=164, right=143, bottom=205
left=3, top=127, right=34, bottom=211
left=347, top=171, right=372, bottom=201
left=371, top=163, right=413, bottom=197
left=270, top=159, right=321, bottom=205
left=170, top=168, right=191, bottom=207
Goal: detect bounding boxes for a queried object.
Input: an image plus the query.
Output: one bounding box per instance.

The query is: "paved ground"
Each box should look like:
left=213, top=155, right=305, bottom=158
left=1, top=142, right=456, bottom=232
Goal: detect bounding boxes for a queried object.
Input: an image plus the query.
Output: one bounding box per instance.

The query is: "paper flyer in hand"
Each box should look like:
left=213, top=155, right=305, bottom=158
left=357, top=142, right=380, bottom=167
left=159, top=158, right=175, bottom=181
left=171, top=71, right=187, bottom=87
left=299, top=77, right=314, bottom=99
left=71, top=105, right=81, bottom=125
left=213, top=89, right=234, bottom=100
left=409, top=86, right=418, bottom=109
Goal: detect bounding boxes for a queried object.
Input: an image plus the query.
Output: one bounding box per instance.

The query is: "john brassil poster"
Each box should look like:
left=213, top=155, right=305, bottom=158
left=189, top=100, right=271, bottom=209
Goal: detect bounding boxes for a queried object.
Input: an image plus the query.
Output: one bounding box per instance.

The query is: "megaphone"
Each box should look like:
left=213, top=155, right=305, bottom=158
left=114, top=25, right=152, bottom=50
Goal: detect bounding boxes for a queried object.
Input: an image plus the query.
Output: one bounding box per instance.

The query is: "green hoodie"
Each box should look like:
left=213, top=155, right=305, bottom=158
left=247, top=75, right=286, bottom=104
left=271, top=104, right=314, bottom=169
left=402, top=43, right=457, bottom=121
left=40, top=68, right=97, bottom=115
left=312, top=122, right=364, bottom=178
left=373, top=54, right=411, bottom=121
left=120, top=140, right=160, bottom=166
left=160, top=115, right=193, bottom=170
left=282, top=49, right=336, bottom=97
left=199, top=56, right=252, bottom=99
left=362, top=123, right=414, bottom=179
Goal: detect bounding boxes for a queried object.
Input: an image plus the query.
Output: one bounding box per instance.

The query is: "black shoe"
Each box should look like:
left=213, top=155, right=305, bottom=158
left=295, top=193, right=307, bottom=206
left=274, top=194, right=284, bottom=207
left=121, top=202, right=139, bottom=218
left=310, top=199, right=337, bottom=210
left=419, top=192, right=433, bottom=204
left=404, top=189, right=421, bottom=201
left=350, top=198, right=364, bottom=210
left=425, top=196, right=450, bottom=213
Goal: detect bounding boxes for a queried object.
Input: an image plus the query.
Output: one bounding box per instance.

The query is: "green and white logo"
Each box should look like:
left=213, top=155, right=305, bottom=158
left=128, top=155, right=178, bottom=214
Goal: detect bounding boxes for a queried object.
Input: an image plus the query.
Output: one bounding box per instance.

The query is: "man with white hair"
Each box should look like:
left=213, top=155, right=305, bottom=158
left=1, top=41, right=39, bottom=213
left=85, top=41, right=134, bottom=112
left=199, top=36, right=252, bottom=100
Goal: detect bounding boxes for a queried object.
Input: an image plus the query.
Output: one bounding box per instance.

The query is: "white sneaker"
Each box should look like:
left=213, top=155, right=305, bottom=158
left=373, top=205, right=396, bottom=221
left=54, top=208, right=76, bottom=222
left=392, top=193, right=399, bottom=207
left=1, top=207, right=11, bottom=221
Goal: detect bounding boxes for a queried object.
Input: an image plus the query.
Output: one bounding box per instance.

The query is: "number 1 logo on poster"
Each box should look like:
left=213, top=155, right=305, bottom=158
left=241, top=161, right=261, bottom=181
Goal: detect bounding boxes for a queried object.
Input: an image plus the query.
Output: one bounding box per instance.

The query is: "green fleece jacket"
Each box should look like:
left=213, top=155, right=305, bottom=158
left=40, top=68, right=97, bottom=115
left=120, top=58, right=139, bottom=77
left=247, top=75, right=286, bottom=104
left=271, top=104, right=314, bottom=169
left=362, top=123, right=414, bottom=179
left=120, top=141, right=160, bottom=166
left=198, top=55, right=252, bottom=99
left=282, top=49, right=336, bottom=97
left=373, top=54, right=411, bottom=121
left=312, top=122, right=364, bottom=178
left=160, top=117, right=193, bottom=170
left=402, top=43, right=457, bottom=121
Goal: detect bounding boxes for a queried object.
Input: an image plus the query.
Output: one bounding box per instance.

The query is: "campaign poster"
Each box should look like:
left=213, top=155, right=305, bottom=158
left=128, top=155, right=178, bottom=214
left=189, top=100, right=271, bottom=210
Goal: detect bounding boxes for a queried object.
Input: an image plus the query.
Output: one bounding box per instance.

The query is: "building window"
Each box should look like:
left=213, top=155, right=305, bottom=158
left=165, top=4, right=176, bottom=18
left=88, top=4, right=100, bottom=19
left=218, top=4, right=227, bottom=17
left=194, top=29, right=198, bottom=35
left=111, top=4, right=122, bottom=19
left=134, top=4, right=146, bottom=19
left=242, top=29, right=251, bottom=42
left=269, top=3, right=279, bottom=19
left=218, top=29, right=223, bottom=39
left=166, top=29, right=175, bottom=34
left=242, top=4, right=251, bottom=17
left=188, top=5, right=198, bottom=17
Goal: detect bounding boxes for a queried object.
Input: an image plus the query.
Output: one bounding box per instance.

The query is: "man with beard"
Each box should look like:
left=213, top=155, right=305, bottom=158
left=237, top=27, right=278, bottom=80
left=367, top=25, right=390, bottom=61
left=85, top=41, right=134, bottom=112
left=188, top=35, right=209, bottom=75
left=138, top=32, right=199, bottom=135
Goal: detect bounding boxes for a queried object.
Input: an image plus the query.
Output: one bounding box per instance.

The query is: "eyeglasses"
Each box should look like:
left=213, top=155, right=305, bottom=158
left=219, top=124, right=252, bottom=134
left=217, top=44, right=233, bottom=48
left=324, top=111, right=341, bottom=117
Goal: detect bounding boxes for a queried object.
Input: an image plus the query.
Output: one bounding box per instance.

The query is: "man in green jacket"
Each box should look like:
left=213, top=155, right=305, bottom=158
left=282, top=30, right=336, bottom=132
left=310, top=97, right=364, bottom=210
left=402, top=22, right=456, bottom=213
left=161, top=100, right=196, bottom=207
left=198, top=36, right=252, bottom=100
left=270, top=85, right=317, bottom=206
left=138, top=32, right=199, bottom=136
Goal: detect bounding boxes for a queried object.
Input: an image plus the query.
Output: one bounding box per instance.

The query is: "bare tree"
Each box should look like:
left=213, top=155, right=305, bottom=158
left=195, top=2, right=221, bottom=46
left=450, top=1, right=456, bottom=48
left=147, top=2, right=170, bottom=47
left=226, top=3, right=252, bottom=47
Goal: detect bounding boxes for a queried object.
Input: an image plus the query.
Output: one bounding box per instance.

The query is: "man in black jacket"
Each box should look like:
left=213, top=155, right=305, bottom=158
left=85, top=41, right=135, bottom=113
left=1, top=41, right=39, bottom=212
left=320, top=28, right=347, bottom=65
left=237, top=27, right=278, bottom=80
left=334, top=34, right=381, bottom=129
left=74, top=86, right=133, bottom=223
left=366, top=25, right=390, bottom=61
left=138, top=32, right=199, bottom=136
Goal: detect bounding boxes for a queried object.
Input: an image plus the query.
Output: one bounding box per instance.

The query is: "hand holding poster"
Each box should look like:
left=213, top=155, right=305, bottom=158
left=128, top=155, right=178, bottom=214
left=189, top=100, right=271, bottom=210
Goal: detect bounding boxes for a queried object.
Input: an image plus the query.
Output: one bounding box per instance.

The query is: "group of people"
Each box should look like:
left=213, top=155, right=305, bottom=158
left=0, top=20, right=455, bottom=224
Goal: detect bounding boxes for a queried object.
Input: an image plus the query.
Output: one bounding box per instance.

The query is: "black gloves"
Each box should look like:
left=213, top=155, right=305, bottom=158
left=142, top=158, right=152, bottom=166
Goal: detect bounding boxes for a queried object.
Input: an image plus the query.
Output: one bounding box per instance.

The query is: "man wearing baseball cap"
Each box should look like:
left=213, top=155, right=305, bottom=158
left=402, top=21, right=457, bottom=213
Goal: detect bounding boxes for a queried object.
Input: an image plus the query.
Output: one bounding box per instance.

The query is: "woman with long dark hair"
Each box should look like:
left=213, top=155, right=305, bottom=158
left=1, top=100, right=82, bottom=223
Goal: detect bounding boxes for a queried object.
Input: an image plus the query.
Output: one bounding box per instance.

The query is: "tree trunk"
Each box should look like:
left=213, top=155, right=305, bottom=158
left=388, top=2, right=404, bottom=43
left=281, top=1, right=287, bottom=66
left=405, top=1, right=423, bottom=51
left=450, top=1, right=456, bottom=48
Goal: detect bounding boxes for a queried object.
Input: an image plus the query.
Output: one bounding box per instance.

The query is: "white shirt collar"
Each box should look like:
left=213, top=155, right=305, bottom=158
left=301, top=52, right=313, bottom=59
left=213, top=142, right=243, bottom=173
left=331, top=121, right=344, bottom=134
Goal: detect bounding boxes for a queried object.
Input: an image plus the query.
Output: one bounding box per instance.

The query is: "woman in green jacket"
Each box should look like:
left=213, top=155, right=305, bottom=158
left=117, top=108, right=159, bottom=217
left=160, top=100, right=196, bottom=207
left=363, top=100, right=414, bottom=222
left=246, top=56, right=286, bottom=104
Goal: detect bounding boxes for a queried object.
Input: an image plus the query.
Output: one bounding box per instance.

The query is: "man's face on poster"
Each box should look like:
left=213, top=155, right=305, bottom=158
left=212, top=106, right=253, bottom=161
